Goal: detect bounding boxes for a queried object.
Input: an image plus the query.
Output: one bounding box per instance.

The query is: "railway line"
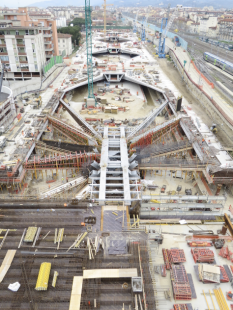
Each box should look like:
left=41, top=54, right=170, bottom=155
left=187, top=47, right=233, bottom=103
left=181, top=34, right=233, bottom=63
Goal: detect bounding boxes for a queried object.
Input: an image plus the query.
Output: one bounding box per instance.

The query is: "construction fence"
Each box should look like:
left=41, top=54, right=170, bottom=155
left=42, top=55, right=64, bottom=75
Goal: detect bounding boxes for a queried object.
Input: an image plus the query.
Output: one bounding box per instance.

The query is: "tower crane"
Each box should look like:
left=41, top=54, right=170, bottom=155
left=84, top=0, right=95, bottom=105
left=102, top=0, right=113, bottom=40
left=133, top=10, right=139, bottom=33
left=158, top=4, right=182, bottom=58
left=0, top=64, right=5, bottom=94
left=140, top=6, right=151, bottom=42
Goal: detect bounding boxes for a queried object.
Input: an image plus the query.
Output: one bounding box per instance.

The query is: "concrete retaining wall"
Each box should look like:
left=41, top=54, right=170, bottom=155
left=169, top=48, right=233, bottom=143
left=3, top=79, right=41, bottom=97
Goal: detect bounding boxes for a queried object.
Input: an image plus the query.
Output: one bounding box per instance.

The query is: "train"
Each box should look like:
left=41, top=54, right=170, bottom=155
left=199, top=37, right=233, bottom=51
left=203, top=52, right=233, bottom=75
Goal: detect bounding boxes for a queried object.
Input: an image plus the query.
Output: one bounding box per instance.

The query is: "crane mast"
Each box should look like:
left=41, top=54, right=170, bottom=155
left=158, top=4, right=182, bottom=58
left=84, top=0, right=95, bottom=103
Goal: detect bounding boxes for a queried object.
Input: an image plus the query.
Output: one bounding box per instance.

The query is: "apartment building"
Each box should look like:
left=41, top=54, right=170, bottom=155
left=218, top=19, right=233, bottom=41
left=47, top=7, right=72, bottom=20
left=199, top=15, right=218, bottom=35
left=0, top=24, right=46, bottom=80
left=58, top=33, right=72, bottom=56
left=0, top=7, right=59, bottom=80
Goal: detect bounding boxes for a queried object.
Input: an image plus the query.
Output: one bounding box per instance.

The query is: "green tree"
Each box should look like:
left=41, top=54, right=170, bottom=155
left=57, top=26, right=82, bottom=45
left=69, top=18, right=85, bottom=27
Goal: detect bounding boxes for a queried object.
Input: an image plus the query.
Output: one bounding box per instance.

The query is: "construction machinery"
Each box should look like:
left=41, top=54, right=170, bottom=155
left=84, top=0, right=96, bottom=106
left=158, top=4, right=182, bottom=58
left=140, top=7, right=150, bottom=42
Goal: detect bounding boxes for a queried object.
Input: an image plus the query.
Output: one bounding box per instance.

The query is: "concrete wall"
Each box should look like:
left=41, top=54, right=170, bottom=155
left=3, top=78, right=41, bottom=97
left=170, top=48, right=233, bottom=144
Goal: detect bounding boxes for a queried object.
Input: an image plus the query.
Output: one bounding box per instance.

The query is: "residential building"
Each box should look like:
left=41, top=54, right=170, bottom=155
left=56, top=17, right=66, bottom=28
left=1, top=7, right=59, bottom=62
left=189, top=22, right=200, bottom=34
left=0, top=23, right=46, bottom=80
left=218, top=19, right=233, bottom=41
left=58, top=33, right=72, bottom=56
left=199, top=15, right=218, bottom=35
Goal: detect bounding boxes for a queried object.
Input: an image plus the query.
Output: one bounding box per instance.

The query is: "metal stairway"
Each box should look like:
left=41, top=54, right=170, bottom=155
left=90, top=127, right=141, bottom=205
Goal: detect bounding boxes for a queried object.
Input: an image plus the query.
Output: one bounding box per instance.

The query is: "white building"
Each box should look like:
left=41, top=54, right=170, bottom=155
left=56, top=17, right=67, bottom=28
left=199, top=16, right=218, bottom=35
left=57, top=33, right=72, bottom=56
left=0, top=29, right=46, bottom=80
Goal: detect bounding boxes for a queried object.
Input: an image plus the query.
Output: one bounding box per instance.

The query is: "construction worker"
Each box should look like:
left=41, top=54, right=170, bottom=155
left=62, top=177, right=64, bottom=184
left=66, top=177, right=68, bottom=183
left=202, top=138, right=205, bottom=144
left=48, top=184, right=50, bottom=190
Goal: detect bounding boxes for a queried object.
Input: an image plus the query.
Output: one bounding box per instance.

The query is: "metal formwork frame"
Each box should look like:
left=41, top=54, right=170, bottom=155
left=85, top=0, right=95, bottom=100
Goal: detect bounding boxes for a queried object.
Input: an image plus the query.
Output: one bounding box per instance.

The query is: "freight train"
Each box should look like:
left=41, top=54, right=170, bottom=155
left=203, top=52, right=233, bottom=75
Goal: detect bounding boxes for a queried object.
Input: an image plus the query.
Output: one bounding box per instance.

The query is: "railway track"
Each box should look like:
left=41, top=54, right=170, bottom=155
left=181, top=34, right=233, bottom=63
left=187, top=47, right=233, bottom=103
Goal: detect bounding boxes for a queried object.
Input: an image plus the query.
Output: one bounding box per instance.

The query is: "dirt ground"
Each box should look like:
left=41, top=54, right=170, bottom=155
left=158, top=58, right=231, bottom=146
left=68, top=82, right=159, bottom=122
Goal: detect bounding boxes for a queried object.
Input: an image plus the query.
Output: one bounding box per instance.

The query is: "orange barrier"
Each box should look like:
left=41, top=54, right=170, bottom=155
left=191, top=60, right=214, bottom=89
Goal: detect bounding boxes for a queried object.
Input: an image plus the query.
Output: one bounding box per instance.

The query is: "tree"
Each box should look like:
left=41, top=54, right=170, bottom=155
left=69, top=18, right=85, bottom=28
left=57, top=26, right=82, bottom=45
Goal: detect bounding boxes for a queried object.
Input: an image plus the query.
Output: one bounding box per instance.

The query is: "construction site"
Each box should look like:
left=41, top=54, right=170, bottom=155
left=2, top=3, right=233, bottom=310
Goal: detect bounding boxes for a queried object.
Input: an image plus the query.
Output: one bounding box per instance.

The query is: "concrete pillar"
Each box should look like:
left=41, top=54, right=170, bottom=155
left=215, top=184, right=222, bottom=196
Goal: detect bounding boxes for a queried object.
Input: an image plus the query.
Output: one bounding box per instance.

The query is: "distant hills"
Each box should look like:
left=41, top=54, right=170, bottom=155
left=30, top=0, right=233, bottom=9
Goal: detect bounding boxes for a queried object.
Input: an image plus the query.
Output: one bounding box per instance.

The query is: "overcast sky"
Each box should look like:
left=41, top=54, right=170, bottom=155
left=1, top=0, right=48, bottom=7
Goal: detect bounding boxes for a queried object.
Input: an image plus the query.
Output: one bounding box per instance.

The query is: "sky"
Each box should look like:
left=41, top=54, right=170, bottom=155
left=1, top=0, right=46, bottom=7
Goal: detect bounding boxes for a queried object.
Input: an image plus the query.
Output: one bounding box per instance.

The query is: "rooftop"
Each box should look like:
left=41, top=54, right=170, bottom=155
left=57, top=33, right=72, bottom=38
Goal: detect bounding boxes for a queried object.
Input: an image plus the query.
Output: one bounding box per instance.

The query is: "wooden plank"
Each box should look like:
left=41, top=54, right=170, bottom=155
left=100, top=206, right=104, bottom=232
left=69, top=295, right=81, bottom=310
left=72, top=276, right=83, bottom=295
left=83, top=268, right=137, bottom=279
left=0, top=250, right=16, bottom=283
left=103, top=205, right=127, bottom=211
left=69, top=276, right=83, bottom=310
